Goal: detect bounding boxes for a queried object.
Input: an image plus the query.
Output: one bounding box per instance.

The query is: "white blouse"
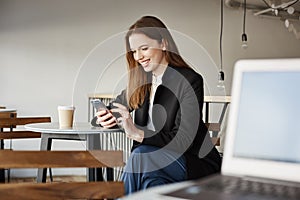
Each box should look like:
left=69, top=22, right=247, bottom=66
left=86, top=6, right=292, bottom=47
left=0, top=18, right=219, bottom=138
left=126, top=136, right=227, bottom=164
left=146, top=73, right=164, bottom=131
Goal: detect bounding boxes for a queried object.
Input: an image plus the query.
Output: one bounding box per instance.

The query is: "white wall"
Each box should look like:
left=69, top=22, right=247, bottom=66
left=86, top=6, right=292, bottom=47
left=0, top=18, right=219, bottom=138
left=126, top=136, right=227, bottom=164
left=1, top=0, right=300, bottom=177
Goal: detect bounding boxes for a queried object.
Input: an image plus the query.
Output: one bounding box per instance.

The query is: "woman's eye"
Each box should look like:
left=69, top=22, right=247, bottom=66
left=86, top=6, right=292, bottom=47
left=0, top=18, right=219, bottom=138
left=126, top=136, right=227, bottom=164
left=141, top=47, right=148, bottom=51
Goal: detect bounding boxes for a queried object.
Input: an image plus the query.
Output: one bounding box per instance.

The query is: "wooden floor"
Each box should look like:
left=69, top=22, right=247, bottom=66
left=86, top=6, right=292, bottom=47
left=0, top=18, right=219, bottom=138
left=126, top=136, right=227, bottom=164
left=9, top=175, right=86, bottom=183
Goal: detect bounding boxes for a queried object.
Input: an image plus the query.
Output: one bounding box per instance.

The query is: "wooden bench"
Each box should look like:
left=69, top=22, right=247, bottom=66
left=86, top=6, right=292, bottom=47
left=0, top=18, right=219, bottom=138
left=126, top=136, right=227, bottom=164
left=0, top=150, right=125, bottom=199
left=0, top=181, right=124, bottom=200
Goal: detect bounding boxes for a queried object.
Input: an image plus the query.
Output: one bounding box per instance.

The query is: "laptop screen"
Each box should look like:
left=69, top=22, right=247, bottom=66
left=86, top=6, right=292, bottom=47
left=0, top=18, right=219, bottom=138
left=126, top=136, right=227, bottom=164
left=233, top=71, right=300, bottom=163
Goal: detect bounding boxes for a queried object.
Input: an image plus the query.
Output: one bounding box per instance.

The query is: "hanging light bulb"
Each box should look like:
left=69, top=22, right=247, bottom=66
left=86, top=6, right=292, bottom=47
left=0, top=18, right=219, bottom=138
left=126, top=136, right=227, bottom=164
left=217, top=0, right=225, bottom=89
left=242, top=33, right=248, bottom=48
left=217, top=71, right=225, bottom=88
left=241, top=0, right=248, bottom=49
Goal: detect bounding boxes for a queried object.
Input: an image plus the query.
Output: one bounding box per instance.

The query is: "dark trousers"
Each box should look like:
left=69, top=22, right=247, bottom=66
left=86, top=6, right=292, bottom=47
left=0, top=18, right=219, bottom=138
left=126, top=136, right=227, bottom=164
left=121, top=145, right=187, bottom=195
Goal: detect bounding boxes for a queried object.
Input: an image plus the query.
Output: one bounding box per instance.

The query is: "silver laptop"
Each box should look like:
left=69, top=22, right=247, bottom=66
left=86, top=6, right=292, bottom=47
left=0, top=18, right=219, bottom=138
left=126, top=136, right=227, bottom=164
left=165, top=58, right=300, bottom=200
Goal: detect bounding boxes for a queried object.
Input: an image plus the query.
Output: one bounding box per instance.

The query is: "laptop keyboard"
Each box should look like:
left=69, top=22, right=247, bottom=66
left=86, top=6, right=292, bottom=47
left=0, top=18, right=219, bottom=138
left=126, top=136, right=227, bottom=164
left=202, top=176, right=300, bottom=199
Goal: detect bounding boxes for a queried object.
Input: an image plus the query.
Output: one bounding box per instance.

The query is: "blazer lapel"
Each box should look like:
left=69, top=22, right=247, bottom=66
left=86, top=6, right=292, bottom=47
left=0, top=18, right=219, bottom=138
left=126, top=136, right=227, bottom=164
left=134, top=92, right=150, bottom=127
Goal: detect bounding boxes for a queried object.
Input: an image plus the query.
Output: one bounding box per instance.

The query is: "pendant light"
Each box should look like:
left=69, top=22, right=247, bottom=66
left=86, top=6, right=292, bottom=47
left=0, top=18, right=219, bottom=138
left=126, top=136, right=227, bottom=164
left=217, top=0, right=225, bottom=88
left=242, top=0, right=248, bottom=49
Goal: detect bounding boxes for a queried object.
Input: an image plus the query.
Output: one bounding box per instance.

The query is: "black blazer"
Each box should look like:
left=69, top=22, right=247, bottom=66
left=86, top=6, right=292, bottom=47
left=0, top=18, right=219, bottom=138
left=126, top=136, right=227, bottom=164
left=111, top=65, right=222, bottom=179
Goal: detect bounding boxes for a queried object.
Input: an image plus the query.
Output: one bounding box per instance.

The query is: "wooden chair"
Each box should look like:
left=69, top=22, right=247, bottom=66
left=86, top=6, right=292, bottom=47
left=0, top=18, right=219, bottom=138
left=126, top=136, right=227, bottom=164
left=0, top=116, right=51, bottom=182
left=0, top=116, right=51, bottom=140
left=0, top=109, right=17, bottom=181
left=0, top=150, right=125, bottom=199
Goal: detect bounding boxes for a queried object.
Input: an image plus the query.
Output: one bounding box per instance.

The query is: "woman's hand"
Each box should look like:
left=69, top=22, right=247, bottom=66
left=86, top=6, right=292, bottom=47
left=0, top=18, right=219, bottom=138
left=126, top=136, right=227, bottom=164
left=111, top=103, right=144, bottom=143
left=95, top=109, right=117, bottom=128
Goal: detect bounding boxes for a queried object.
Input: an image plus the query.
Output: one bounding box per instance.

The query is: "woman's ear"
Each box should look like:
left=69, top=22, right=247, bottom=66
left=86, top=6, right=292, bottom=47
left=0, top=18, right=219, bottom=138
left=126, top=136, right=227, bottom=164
left=161, top=39, right=168, bottom=51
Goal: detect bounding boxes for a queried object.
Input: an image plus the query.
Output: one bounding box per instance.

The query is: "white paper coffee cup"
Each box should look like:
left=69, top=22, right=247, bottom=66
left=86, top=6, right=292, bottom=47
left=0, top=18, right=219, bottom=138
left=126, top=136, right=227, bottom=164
left=58, top=106, right=75, bottom=128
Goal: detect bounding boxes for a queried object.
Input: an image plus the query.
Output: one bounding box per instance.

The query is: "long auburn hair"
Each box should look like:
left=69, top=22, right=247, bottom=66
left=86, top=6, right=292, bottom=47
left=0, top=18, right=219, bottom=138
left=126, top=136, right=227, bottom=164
left=125, top=16, right=190, bottom=109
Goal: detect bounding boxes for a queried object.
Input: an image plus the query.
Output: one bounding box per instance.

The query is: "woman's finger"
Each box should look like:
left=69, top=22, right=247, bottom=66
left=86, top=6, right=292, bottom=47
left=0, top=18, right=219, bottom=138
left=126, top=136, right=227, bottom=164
left=102, top=121, right=117, bottom=128
left=96, top=110, right=118, bottom=128
left=95, top=110, right=107, bottom=117
left=100, top=116, right=116, bottom=126
left=97, top=111, right=113, bottom=122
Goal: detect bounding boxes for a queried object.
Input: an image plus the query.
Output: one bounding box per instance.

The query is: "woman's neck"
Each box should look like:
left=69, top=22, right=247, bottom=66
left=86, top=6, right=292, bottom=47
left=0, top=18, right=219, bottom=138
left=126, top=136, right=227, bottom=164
left=152, top=63, right=168, bottom=77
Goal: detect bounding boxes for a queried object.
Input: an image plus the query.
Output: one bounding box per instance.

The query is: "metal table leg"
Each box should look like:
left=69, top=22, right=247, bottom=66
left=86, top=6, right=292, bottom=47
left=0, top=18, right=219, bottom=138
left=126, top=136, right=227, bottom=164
left=87, top=134, right=114, bottom=181
left=37, top=134, right=52, bottom=183
left=37, top=133, right=85, bottom=183
left=0, top=139, right=4, bottom=183
left=0, top=127, right=5, bottom=183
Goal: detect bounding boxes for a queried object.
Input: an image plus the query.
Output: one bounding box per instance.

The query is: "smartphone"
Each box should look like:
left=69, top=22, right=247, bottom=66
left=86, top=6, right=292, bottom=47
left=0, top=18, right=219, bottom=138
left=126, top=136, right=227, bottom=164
left=91, top=99, right=108, bottom=112
left=91, top=99, right=121, bottom=129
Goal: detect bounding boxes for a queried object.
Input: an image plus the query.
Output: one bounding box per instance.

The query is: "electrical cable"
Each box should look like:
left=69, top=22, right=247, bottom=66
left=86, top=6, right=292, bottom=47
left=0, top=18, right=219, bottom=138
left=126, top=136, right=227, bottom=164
left=220, top=0, right=223, bottom=73
left=243, top=0, right=246, bottom=34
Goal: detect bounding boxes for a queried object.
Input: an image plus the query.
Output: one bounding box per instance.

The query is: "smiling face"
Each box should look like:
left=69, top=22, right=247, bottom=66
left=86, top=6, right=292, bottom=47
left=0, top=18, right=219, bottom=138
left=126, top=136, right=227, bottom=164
left=129, top=33, right=168, bottom=76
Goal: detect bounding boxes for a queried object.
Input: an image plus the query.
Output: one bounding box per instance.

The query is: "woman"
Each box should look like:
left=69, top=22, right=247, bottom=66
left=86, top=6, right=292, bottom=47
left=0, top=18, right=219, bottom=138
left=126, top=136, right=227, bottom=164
left=95, top=16, right=221, bottom=195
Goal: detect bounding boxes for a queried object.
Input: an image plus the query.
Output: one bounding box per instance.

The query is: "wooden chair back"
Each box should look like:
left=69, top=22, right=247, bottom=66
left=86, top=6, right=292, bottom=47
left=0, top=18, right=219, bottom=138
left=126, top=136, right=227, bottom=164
left=0, top=114, right=51, bottom=183
left=0, top=116, right=51, bottom=139
left=0, top=150, right=125, bottom=199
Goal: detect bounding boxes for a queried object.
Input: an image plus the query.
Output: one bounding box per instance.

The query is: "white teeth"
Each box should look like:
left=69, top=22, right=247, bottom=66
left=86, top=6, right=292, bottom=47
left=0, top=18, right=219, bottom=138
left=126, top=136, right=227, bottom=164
left=140, top=60, right=149, bottom=66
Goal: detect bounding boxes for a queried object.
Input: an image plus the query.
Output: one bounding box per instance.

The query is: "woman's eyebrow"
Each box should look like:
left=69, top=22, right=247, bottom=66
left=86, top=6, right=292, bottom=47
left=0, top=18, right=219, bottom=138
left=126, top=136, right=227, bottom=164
left=130, top=44, right=148, bottom=51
